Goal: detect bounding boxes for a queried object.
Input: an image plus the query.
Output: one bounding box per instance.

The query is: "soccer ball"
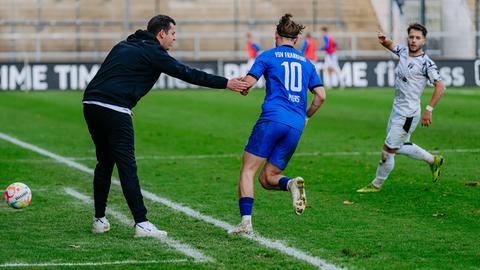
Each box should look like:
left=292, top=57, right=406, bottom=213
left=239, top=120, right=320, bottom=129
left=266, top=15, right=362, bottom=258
left=4, top=182, right=32, bottom=209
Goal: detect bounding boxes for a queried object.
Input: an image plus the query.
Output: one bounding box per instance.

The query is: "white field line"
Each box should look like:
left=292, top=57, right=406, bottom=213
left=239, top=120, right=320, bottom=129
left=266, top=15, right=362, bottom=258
left=2, top=148, right=479, bottom=163
left=64, top=187, right=213, bottom=263
left=140, top=186, right=343, bottom=270
left=0, top=133, right=94, bottom=175
left=0, top=259, right=189, bottom=268
left=0, top=131, right=344, bottom=270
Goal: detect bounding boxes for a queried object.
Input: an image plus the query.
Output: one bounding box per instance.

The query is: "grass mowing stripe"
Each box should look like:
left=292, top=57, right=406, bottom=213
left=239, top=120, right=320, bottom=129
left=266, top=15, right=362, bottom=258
left=64, top=187, right=213, bottom=263
left=65, top=148, right=480, bottom=161
left=0, top=131, right=344, bottom=270
left=0, top=259, right=190, bottom=268
left=445, top=89, right=480, bottom=95
left=2, top=147, right=479, bottom=163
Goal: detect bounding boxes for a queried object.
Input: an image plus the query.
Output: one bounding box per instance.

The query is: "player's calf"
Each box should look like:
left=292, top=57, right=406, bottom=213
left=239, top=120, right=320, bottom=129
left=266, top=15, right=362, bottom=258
left=258, top=173, right=277, bottom=190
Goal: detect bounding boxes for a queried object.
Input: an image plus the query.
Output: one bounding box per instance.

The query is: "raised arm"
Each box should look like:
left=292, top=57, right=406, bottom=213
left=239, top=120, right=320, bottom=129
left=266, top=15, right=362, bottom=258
left=421, top=80, right=445, bottom=126
left=377, top=31, right=395, bottom=52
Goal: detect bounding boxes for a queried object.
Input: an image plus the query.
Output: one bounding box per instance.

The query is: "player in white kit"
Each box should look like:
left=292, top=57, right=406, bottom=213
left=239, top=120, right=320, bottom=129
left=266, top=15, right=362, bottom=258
left=357, top=23, right=446, bottom=193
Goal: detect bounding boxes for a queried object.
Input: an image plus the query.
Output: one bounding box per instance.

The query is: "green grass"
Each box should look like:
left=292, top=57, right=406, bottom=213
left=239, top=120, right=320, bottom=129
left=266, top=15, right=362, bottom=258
left=1, top=88, right=479, bottom=269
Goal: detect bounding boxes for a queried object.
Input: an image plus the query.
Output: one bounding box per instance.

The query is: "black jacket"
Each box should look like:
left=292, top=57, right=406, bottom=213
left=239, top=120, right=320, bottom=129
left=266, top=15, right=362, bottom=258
left=83, top=30, right=228, bottom=109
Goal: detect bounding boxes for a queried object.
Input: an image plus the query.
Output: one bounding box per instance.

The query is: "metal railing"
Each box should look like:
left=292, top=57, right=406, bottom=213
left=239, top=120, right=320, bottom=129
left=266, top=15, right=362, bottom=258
left=2, top=30, right=479, bottom=62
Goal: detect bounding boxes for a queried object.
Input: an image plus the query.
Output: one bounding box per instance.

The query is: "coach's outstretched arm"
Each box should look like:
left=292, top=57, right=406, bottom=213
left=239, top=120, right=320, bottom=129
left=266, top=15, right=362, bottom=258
left=377, top=31, right=395, bottom=51
left=421, top=80, right=445, bottom=126
left=153, top=53, right=249, bottom=93
left=306, top=86, right=326, bottom=118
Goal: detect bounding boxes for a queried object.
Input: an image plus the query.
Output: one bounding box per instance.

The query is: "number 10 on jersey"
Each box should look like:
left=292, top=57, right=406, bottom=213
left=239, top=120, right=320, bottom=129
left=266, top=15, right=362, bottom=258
left=281, top=61, right=302, bottom=92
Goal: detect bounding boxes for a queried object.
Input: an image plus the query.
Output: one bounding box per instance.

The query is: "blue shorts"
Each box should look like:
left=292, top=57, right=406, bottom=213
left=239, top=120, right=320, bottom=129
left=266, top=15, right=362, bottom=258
left=244, top=119, right=302, bottom=170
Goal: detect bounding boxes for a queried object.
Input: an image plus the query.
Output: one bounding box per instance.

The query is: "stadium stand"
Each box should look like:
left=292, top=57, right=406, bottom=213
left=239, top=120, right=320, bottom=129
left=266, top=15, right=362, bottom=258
left=0, top=0, right=477, bottom=61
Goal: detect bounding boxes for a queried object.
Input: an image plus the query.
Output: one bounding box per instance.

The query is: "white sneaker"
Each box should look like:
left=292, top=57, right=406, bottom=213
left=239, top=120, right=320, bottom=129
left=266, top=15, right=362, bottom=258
left=228, top=221, right=253, bottom=236
left=92, top=217, right=110, bottom=234
left=134, top=221, right=168, bottom=238
left=288, top=177, right=307, bottom=215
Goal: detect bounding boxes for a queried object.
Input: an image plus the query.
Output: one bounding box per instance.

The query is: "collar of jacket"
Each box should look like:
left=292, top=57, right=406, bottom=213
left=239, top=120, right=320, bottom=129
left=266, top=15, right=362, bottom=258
left=127, top=30, right=167, bottom=51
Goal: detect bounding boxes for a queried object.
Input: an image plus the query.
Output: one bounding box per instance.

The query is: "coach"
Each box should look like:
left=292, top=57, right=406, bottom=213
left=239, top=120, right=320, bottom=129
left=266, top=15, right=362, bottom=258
left=82, top=14, right=248, bottom=238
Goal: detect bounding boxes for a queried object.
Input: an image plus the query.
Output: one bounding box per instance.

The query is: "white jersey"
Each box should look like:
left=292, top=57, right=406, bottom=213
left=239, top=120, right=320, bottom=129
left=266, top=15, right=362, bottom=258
left=391, top=45, right=441, bottom=116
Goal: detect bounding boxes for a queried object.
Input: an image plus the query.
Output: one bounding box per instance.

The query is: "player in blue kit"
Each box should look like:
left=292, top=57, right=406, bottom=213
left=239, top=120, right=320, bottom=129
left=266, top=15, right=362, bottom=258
left=228, top=14, right=326, bottom=235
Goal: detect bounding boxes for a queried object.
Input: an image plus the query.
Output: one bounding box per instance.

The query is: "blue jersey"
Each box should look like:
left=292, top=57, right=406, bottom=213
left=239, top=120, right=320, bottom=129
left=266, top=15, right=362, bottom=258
left=247, top=45, right=323, bottom=131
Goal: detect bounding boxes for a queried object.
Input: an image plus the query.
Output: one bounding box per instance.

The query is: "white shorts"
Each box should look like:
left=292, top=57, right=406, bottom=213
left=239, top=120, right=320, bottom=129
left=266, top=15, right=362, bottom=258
left=324, top=53, right=340, bottom=70
left=384, top=110, right=420, bottom=149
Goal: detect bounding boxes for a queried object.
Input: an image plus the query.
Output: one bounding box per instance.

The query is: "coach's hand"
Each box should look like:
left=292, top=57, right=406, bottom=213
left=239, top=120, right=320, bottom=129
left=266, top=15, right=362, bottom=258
left=238, top=76, right=250, bottom=96
left=421, top=111, right=432, bottom=126
left=227, top=77, right=249, bottom=93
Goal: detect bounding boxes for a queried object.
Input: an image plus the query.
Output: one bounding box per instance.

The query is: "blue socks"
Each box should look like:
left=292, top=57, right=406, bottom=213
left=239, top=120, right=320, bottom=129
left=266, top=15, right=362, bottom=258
left=238, top=177, right=291, bottom=218
left=239, top=197, right=254, bottom=216
left=279, top=177, right=291, bottom=191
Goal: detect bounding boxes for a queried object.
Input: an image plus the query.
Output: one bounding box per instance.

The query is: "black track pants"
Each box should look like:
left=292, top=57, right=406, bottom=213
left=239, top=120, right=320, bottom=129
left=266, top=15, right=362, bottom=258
left=83, top=104, right=147, bottom=223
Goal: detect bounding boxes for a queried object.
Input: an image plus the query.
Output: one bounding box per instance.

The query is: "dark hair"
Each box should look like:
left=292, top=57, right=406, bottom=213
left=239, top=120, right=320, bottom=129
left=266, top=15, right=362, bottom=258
left=276, top=14, right=305, bottom=39
left=407, top=23, right=427, bottom=37
left=320, top=26, right=328, bottom=32
left=147, top=15, right=176, bottom=35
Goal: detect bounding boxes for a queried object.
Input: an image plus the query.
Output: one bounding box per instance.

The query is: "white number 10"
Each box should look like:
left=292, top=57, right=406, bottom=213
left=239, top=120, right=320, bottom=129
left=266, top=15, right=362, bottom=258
left=281, top=61, right=302, bottom=92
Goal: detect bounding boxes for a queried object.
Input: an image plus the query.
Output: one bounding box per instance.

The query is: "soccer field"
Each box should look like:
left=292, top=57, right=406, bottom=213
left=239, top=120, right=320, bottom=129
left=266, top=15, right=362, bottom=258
left=1, top=88, right=479, bottom=270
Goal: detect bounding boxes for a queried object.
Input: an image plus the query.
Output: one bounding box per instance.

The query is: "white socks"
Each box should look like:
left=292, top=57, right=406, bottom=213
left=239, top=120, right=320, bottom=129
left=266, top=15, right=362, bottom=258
left=241, top=215, right=252, bottom=224
left=371, top=144, right=433, bottom=188
left=397, top=143, right=434, bottom=164
left=372, top=150, right=395, bottom=188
